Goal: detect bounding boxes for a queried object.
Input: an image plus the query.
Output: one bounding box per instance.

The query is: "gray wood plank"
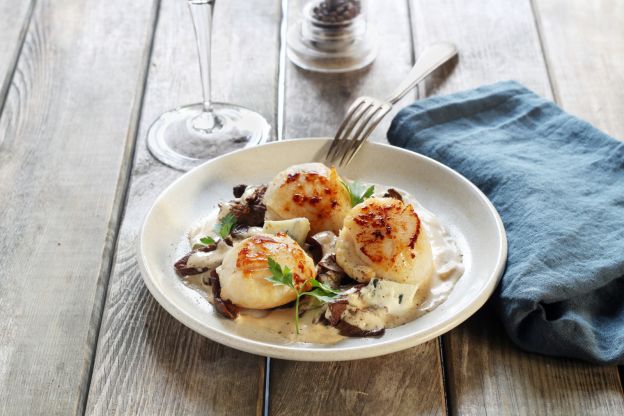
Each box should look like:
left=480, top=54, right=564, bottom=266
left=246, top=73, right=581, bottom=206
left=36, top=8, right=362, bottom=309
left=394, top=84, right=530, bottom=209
left=270, top=1, right=447, bottom=415
left=84, top=0, right=280, bottom=414
left=534, top=0, right=624, bottom=140
left=0, top=0, right=159, bottom=415
left=270, top=348, right=446, bottom=416
left=0, top=0, right=34, bottom=112
left=409, top=0, right=624, bottom=413
left=446, top=307, right=624, bottom=415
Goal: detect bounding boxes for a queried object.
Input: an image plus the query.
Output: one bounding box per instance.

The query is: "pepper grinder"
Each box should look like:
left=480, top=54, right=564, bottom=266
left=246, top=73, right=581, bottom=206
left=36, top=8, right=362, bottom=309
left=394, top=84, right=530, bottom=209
left=287, top=0, right=378, bottom=73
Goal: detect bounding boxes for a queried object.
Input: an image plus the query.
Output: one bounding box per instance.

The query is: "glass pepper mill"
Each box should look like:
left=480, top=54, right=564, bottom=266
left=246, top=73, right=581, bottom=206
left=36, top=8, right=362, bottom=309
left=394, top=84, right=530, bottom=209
left=287, top=0, right=378, bottom=73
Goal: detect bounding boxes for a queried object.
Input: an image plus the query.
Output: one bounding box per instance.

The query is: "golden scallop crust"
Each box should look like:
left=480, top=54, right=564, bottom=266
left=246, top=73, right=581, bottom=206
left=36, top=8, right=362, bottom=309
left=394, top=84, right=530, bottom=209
left=264, top=163, right=351, bottom=234
left=336, top=197, right=434, bottom=284
left=218, top=232, right=315, bottom=309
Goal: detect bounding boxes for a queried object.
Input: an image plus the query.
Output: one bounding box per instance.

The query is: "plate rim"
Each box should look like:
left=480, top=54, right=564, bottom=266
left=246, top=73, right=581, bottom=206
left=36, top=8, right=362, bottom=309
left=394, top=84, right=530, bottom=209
left=137, top=137, right=508, bottom=361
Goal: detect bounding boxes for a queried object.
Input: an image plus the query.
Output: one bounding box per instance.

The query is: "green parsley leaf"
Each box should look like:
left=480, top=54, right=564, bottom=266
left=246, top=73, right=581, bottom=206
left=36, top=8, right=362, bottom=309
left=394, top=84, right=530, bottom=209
left=264, top=257, right=340, bottom=334
left=199, top=236, right=216, bottom=245
left=266, top=257, right=295, bottom=289
left=302, top=288, right=337, bottom=304
left=307, top=278, right=340, bottom=295
left=341, top=179, right=375, bottom=207
left=362, top=184, right=375, bottom=200
left=214, top=213, right=237, bottom=239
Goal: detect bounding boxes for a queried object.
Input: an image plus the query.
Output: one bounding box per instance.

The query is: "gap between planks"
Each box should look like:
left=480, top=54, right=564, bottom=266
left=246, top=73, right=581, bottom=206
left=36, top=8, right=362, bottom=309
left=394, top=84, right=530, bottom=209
left=0, top=0, right=35, bottom=119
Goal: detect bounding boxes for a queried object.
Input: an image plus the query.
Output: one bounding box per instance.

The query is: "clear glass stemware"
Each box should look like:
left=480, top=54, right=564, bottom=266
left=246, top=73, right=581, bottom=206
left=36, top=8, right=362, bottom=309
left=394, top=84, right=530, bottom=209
left=147, top=0, right=270, bottom=171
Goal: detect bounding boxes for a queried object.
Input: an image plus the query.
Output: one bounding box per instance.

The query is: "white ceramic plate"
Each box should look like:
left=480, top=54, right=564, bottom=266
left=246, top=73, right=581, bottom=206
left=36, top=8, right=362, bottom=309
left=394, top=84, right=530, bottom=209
left=138, top=138, right=507, bottom=361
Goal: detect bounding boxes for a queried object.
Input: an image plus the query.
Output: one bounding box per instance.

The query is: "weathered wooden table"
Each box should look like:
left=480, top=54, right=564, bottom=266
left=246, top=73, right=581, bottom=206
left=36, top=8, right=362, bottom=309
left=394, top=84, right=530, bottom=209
left=1, top=0, right=623, bottom=414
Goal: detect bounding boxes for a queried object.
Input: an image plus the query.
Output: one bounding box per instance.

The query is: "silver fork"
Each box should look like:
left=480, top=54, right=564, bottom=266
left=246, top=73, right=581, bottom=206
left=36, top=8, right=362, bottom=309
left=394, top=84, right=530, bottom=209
left=325, top=42, right=458, bottom=167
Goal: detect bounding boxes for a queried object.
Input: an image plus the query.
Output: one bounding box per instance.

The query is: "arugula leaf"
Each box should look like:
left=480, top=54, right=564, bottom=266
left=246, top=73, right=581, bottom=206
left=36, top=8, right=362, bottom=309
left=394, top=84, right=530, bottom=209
left=341, top=179, right=375, bottom=207
left=214, top=213, right=237, bottom=239
left=265, top=257, right=340, bottom=334
left=199, top=236, right=216, bottom=245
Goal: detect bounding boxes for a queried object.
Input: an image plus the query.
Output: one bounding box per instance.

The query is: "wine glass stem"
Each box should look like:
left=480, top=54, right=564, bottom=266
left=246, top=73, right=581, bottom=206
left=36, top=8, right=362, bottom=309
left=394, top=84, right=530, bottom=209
left=188, top=0, right=217, bottom=131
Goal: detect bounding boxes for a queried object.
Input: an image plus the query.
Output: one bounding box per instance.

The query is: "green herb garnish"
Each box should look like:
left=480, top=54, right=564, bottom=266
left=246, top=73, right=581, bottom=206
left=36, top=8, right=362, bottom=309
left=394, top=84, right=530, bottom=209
left=214, top=213, right=237, bottom=239
left=265, top=257, right=340, bottom=334
left=192, top=235, right=217, bottom=249
left=199, top=236, right=216, bottom=245
left=340, top=180, right=375, bottom=207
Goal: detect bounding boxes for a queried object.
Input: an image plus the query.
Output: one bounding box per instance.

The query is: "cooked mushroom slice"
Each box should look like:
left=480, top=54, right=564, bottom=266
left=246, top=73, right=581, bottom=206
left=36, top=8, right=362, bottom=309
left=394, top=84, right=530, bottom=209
left=223, top=185, right=268, bottom=227
left=174, top=244, right=218, bottom=276
left=326, top=300, right=385, bottom=337
left=209, top=270, right=239, bottom=320
left=316, top=254, right=347, bottom=289
left=232, top=184, right=247, bottom=198
left=383, top=188, right=403, bottom=201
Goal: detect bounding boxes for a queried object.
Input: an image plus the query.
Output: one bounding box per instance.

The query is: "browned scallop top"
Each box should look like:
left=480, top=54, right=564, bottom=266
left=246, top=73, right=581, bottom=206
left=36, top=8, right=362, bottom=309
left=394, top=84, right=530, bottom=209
left=236, top=233, right=311, bottom=286
left=353, top=199, right=421, bottom=263
left=281, top=171, right=340, bottom=219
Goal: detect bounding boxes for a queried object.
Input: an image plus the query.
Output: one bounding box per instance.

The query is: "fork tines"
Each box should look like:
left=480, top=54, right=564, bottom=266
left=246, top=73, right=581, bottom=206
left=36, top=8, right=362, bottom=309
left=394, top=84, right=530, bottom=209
left=325, top=96, right=392, bottom=167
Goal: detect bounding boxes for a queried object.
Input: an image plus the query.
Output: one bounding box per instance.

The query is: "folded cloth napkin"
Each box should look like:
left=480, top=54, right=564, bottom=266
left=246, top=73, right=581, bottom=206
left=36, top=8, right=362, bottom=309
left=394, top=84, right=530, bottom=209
left=387, top=81, right=624, bottom=365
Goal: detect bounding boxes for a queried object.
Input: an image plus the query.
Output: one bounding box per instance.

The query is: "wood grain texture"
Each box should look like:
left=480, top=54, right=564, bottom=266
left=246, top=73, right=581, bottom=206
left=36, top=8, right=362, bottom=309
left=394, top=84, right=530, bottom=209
left=0, top=0, right=34, bottom=110
left=534, top=0, right=624, bottom=140
left=84, top=0, right=280, bottom=414
left=410, top=0, right=552, bottom=98
left=0, top=0, right=158, bottom=414
left=271, top=348, right=446, bottom=416
left=270, top=1, right=447, bottom=415
left=446, top=306, right=624, bottom=415
left=409, top=0, right=624, bottom=413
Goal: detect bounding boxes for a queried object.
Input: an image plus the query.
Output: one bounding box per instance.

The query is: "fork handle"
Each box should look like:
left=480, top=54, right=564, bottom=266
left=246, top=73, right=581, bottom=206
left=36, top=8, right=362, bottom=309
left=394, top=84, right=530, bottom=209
left=385, top=42, right=458, bottom=104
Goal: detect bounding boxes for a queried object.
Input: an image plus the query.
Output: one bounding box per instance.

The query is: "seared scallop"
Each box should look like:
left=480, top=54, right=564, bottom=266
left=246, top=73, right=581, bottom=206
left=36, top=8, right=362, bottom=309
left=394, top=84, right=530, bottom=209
left=335, top=197, right=434, bottom=284
left=264, top=163, right=351, bottom=234
left=217, top=232, right=315, bottom=309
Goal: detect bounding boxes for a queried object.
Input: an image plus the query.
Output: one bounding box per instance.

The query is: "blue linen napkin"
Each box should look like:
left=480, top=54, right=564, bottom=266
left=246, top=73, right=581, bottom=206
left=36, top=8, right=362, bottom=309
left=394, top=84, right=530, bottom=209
left=387, top=81, right=624, bottom=365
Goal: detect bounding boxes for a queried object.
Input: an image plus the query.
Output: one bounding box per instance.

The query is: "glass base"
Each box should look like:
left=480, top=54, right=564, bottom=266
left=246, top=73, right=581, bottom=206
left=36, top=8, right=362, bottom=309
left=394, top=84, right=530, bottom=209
left=147, top=102, right=271, bottom=171
left=287, top=22, right=378, bottom=73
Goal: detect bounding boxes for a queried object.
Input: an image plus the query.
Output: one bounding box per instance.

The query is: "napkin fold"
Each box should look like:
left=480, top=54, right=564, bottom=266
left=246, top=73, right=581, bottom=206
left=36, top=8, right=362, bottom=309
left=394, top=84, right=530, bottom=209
left=387, top=81, right=624, bottom=365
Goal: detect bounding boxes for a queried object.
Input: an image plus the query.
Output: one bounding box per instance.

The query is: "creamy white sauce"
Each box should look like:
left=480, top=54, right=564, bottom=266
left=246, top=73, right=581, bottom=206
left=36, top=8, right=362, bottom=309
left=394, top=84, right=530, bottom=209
left=404, top=189, right=465, bottom=313
left=179, top=184, right=464, bottom=344
left=186, top=242, right=230, bottom=270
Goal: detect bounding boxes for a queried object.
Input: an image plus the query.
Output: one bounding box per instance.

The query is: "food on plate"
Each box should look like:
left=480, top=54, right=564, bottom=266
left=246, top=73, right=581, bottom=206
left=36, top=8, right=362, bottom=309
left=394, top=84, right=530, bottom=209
left=218, top=233, right=315, bottom=309
left=174, top=162, right=464, bottom=343
left=335, top=197, right=434, bottom=284
left=263, top=163, right=351, bottom=234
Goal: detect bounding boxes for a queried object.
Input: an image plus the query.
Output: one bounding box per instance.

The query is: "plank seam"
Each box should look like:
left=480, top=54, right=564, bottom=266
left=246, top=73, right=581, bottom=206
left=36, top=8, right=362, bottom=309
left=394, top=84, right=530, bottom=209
left=276, top=0, right=289, bottom=141
left=406, top=0, right=424, bottom=102
left=263, top=356, right=272, bottom=416
left=439, top=336, right=452, bottom=416
left=529, top=0, right=559, bottom=103
left=78, top=1, right=163, bottom=414
left=0, top=0, right=36, bottom=120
